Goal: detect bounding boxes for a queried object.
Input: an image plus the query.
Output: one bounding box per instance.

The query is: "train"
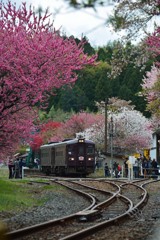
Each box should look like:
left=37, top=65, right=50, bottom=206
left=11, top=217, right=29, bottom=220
left=40, top=137, right=96, bottom=176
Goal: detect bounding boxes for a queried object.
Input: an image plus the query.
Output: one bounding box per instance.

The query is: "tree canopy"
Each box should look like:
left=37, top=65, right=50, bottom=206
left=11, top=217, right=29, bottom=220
left=0, top=1, right=96, bottom=157
left=84, top=98, right=152, bottom=153
left=2, top=0, right=160, bottom=158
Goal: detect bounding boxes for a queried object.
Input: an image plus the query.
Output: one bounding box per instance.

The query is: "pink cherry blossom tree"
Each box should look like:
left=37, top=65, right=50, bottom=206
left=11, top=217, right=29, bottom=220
left=141, top=65, right=160, bottom=118
left=30, top=121, right=62, bottom=150
left=0, top=1, right=96, bottom=158
left=53, top=112, right=102, bottom=141
left=140, top=28, right=160, bottom=120
left=0, top=108, right=37, bottom=159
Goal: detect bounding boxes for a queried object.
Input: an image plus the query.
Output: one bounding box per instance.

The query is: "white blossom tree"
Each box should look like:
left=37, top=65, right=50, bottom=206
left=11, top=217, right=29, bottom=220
left=111, top=108, right=152, bottom=153
left=79, top=98, right=152, bottom=154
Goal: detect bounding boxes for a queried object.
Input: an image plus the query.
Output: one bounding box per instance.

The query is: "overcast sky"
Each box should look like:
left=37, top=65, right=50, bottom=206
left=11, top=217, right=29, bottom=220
left=7, top=0, right=121, bottom=47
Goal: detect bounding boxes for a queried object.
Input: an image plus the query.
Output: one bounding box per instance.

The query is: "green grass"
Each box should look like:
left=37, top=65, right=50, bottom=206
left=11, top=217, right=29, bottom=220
left=89, top=168, right=105, bottom=178
left=0, top=167, right=60, bottom=213
left=0, top=166, right=105, bottom=214
left=0, top=179, right=54, bottom=212
left=0, top=167, right=8, bottom=179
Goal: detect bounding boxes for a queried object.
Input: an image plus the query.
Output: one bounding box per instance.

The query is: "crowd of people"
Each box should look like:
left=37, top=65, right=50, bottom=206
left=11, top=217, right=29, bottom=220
left=124, top=155, right=159, bottom=178
left=8, top=156, right=25, bottom=179
left=104, top=161, right=121, bottom=178
left=103, top=155, right=159, bottom=179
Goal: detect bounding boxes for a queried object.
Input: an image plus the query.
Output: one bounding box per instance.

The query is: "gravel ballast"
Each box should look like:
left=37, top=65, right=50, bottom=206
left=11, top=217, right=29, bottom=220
left=1, top=179, right=160, bottom=240
left=1, top=184, right=90, bottom=232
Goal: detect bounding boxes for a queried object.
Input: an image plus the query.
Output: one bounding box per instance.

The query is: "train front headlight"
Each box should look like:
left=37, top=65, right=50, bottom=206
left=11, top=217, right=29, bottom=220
left=88, top=157, right=93, bottom=161
left=69, top=157, right=74, bottom=161
left=78, top=139, right=84, bottom=143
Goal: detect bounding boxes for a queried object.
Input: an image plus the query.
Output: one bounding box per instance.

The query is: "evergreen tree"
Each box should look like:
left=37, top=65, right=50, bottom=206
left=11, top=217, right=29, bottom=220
left=119, top=85, right=132, bottom=101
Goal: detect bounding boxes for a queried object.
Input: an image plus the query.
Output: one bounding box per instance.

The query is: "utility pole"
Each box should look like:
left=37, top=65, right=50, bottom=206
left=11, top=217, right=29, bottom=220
left=105, top=98, right=108, bottom=154
left=110, top=116, right=113, bottom=178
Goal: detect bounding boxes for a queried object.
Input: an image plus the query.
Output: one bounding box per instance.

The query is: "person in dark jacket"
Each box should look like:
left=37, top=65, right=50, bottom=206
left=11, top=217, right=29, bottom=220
left=104, top=163, right=109, bottom=177
left=8, top=158, right=14, bottom=179
left=14, top=158, right=20, bottom=178
left=151, top=159, right=158, bottom=175
left=19, top=159, right=24, bottom=178
left=113, top=161, right=118, bottom=178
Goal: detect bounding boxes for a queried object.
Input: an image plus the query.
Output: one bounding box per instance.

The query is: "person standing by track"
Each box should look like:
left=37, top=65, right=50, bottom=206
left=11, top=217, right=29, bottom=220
left=8, top=157, right=14, bottom=179
left=151, top=158, right=158, bottom=175
left=14, top=158, right=20, bottom=178
left=124, top=158, right=128, bottom=177
left=113, top=161, right=118, bottom=178
left=19, top=158, right=24, bottom=178
left=104, top=163, right=110, bottom=177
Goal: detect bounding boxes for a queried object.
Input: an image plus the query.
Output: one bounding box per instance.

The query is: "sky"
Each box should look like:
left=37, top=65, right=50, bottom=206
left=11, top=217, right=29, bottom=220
left=7, top=0, right=121, bottom=47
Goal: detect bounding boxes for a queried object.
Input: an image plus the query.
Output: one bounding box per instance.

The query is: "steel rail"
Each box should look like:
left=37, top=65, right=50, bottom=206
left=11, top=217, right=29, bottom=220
left=120, top=182, right=148, bottom=208
left=5, top=180, right=149, bottom=240
left=59, top=183, right=148, bottom=240
left=54, top=180, right=97, bottom=211
left=5, top=180, right=122, bottom=239
left=5, top=179, right=100, bottom=239
left=70, top=180, right=122, bottom=211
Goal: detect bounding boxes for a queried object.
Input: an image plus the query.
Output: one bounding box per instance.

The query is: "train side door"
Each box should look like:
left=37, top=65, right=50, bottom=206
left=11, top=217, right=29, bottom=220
left=78, top=143, right=86, bottom=167
left=67, top=144, right=76, bottom=166
left=86, top=144, right=95, bottom=167
left=51, top=147, right=55, bottom=167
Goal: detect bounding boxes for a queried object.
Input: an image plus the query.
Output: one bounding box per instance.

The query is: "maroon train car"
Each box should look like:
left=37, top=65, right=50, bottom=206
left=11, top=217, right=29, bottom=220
left=40, top=138, right=96, bottom=176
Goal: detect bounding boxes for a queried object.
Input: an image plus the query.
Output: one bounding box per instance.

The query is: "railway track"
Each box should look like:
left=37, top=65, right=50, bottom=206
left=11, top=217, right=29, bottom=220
left=84, top=179, right=160, bottom=240
left=4, top=178, right=150, bottom=240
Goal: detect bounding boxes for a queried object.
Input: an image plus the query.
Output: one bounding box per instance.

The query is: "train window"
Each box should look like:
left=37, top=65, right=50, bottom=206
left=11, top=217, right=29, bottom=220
left=78, top=146, right=84, bottom=155
left=68, top=145, right=75, bottom=155
left=87, top=145, right=95, bottom=154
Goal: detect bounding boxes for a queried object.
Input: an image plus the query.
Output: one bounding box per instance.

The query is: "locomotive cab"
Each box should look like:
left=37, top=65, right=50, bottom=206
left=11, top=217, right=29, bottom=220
left=66, top=138, right=95, bottom=175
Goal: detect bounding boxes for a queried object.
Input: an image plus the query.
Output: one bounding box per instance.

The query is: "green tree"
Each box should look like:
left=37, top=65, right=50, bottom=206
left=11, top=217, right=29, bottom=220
left=97, top=42, right=113, bottom=63
left=119, top=85, right=132, bottom=101
left=65, top=0, right=113, bottom=9
left=110, top=77, right=120, bottom=97
left=74, top=36, right=96, bottom=55
left=46, top=40, right=154, bottom=118
left=95, top=75, right=112, bottom=101
left=48, top=106, right=74, bottom=122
